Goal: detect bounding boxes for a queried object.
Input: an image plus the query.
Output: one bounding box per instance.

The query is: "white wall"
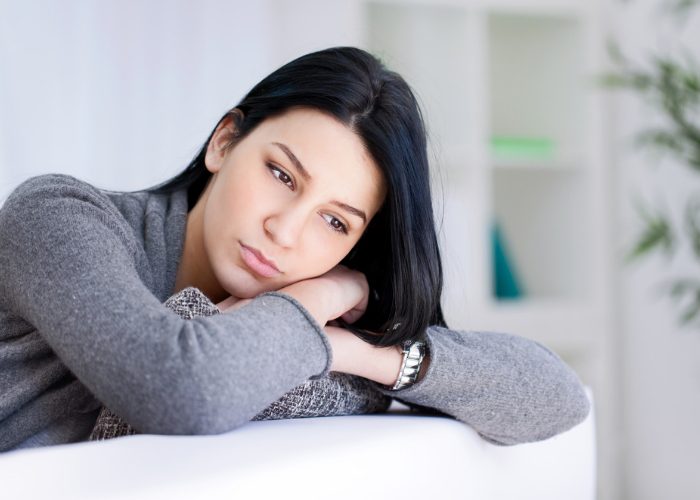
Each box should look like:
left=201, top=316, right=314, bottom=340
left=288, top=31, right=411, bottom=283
left=0, top=0, right=276, bottom=201
left=607, top=0, right=700, bottom=498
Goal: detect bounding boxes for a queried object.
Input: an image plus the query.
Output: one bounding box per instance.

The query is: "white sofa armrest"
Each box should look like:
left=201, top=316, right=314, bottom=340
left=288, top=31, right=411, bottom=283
left=0, top=387, right=595, bottom=500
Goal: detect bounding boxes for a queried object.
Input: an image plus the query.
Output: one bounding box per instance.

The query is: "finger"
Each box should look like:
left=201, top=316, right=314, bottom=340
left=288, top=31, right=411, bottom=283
left=340, top=311, right=358, bottom=323
left=341, top=307, right=364, bottom=324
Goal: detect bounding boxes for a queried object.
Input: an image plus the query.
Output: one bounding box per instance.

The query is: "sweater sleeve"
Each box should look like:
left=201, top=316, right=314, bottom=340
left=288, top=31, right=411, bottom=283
left=372, top=325, right=591, bottom=446
left=0, top=175, right=332, bottom=436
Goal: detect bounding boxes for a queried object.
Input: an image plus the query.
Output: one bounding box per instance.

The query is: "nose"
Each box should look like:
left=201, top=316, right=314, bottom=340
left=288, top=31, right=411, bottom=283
left=263, top=205, right=308, bottom=249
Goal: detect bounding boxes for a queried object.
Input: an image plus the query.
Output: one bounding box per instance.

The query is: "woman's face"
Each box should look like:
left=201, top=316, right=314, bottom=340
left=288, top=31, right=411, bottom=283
left=195, top=106, right=387, bottom=301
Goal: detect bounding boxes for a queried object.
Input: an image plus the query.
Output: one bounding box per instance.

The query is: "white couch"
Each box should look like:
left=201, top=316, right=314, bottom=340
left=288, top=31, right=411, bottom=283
left=0, top=387, right=595, bottom=500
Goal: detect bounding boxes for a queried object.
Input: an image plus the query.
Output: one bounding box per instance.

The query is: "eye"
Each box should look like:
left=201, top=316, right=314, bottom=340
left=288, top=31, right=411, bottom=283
left=321, top=213, right=349, bottom=235
left=267, top=162, right=294, bottom=190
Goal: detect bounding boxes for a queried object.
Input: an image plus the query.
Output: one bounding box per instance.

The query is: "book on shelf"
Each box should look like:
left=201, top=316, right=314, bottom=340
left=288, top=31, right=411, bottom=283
left=490, top=136, right=555, bottom=162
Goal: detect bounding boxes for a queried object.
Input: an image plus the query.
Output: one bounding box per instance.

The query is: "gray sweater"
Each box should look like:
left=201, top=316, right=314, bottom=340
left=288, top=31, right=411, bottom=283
left=0, top=174, right=590, bottom=452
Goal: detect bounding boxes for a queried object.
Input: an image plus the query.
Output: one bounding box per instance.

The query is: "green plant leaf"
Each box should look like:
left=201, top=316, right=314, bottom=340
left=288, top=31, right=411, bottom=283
left=601, top=41, right=656, bottom=91
left=664, top=278, right=700, bottom=297
left=679, top=293, right=700, bottom=325
left=685, top=193, right=700, bottom=259
left=646, top=54, right=700, bottom=152
left=605, top=38, right=628, bottom=67
left=665, top=0, right=700, bottom=19
left=656, top=277, right=700, bottom=326
left=687, top=154, right=700, bottom=172
left=605, top=53, right=700, bottom=174
left=661, top=54, right=700, bottom=107
left=600, top=70, right=654, bottom=91
left=625, top=196, right=675, bottom=262
left=635, top=128, right=687, bottom=157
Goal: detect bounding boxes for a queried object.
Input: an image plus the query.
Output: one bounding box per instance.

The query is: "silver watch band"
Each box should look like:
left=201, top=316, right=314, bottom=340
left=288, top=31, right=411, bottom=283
left=390, top=339, right=427, bottom=391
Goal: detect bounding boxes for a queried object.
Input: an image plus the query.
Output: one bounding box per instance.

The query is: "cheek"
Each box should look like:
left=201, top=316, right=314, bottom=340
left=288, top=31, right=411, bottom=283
left=211, top=176, right=268, bottom=232
left=291, top=235, right=355, bottom=279
left=233, top=170, right=263, bottom=206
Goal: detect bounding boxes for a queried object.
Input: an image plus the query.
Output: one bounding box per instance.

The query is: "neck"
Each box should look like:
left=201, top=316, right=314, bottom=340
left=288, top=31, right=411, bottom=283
left=174, top=189, right=227, bottom=303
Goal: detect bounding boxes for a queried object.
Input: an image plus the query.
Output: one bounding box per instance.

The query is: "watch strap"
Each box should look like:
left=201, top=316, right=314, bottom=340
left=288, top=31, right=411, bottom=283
left=389, top=339, right=427, bottom=391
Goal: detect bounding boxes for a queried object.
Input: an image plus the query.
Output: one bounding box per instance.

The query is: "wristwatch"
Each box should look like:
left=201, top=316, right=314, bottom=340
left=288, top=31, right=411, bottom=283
left=389, top=339, right=427, bottom=391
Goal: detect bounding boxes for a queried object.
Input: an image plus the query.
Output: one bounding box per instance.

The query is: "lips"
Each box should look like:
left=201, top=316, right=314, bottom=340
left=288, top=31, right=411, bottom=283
left=239, top=242, right=282, bottom=278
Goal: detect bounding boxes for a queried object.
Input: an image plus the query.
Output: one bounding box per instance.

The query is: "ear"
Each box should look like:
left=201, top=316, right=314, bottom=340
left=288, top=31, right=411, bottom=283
left=204, top=109, right=244, bottom=174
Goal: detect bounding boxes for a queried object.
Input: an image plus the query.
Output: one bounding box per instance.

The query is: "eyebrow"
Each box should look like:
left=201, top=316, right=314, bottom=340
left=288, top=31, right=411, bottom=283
left=271, top=141, right=368, bottom=225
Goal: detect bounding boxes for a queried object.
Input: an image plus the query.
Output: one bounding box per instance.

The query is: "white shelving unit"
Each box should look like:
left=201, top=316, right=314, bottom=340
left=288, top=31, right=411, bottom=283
left=366, top=0, right=596, bottom=349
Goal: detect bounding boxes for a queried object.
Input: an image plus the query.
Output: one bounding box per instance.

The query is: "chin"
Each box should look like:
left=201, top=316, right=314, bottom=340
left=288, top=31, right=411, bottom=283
left=222, top=273, right=281, bottom=300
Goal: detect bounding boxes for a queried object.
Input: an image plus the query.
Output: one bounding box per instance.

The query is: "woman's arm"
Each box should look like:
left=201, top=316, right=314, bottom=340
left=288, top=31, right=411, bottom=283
left=0, top=174, right=335, bottom=436
left=326, top=323, right=591, bottom=446
left=217, top=299, right=424, bottom=388
left=90, top=288, right=392, bottom=440
left=219, top=256, right=590, bottom=446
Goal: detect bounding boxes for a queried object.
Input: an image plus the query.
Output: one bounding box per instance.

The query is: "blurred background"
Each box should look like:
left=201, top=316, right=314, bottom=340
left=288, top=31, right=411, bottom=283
left=1, top=0, right=699, bottom=498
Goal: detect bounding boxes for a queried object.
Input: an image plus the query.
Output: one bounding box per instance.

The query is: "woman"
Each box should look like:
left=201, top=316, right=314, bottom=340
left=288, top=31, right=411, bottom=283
left=0, top=47, right=590, bottom=451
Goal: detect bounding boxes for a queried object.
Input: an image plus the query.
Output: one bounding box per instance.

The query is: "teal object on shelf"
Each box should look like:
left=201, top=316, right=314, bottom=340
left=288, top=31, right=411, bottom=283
left=491, top=220, right=524, bottom=300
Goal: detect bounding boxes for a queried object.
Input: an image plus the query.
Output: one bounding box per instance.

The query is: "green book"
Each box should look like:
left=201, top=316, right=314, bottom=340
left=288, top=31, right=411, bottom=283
left=491, top=220, right=524, bottom=300
left=490, top=136, right=555, bottom=161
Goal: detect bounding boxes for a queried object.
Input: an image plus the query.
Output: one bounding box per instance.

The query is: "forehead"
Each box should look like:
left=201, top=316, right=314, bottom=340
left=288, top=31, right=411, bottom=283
left=249, top=107, right=386, bottom=213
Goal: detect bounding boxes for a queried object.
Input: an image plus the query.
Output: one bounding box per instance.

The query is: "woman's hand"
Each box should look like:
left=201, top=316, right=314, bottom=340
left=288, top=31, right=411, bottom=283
left=314, top=264, right=369, bottom=323
left=277, top=264, right=369, bottom=326
left=217, top=264, right=368, bottom=327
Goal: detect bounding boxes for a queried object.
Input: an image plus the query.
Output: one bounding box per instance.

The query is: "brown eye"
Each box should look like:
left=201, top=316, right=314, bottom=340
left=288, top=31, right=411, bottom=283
left=322, top=213, right=348, bottom=234
left=266, top=162, right=294, bottom=189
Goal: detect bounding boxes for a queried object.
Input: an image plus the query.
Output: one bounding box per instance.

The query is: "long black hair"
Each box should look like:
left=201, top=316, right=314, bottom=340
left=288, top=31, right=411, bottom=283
left=147, top=46, right=447, bottom=346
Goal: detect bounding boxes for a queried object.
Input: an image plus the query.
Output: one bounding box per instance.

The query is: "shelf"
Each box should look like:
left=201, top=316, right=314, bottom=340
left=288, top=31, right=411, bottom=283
left=453, top=296, right=598, bottom=357
left=490, top=158, right=582, bottom=171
